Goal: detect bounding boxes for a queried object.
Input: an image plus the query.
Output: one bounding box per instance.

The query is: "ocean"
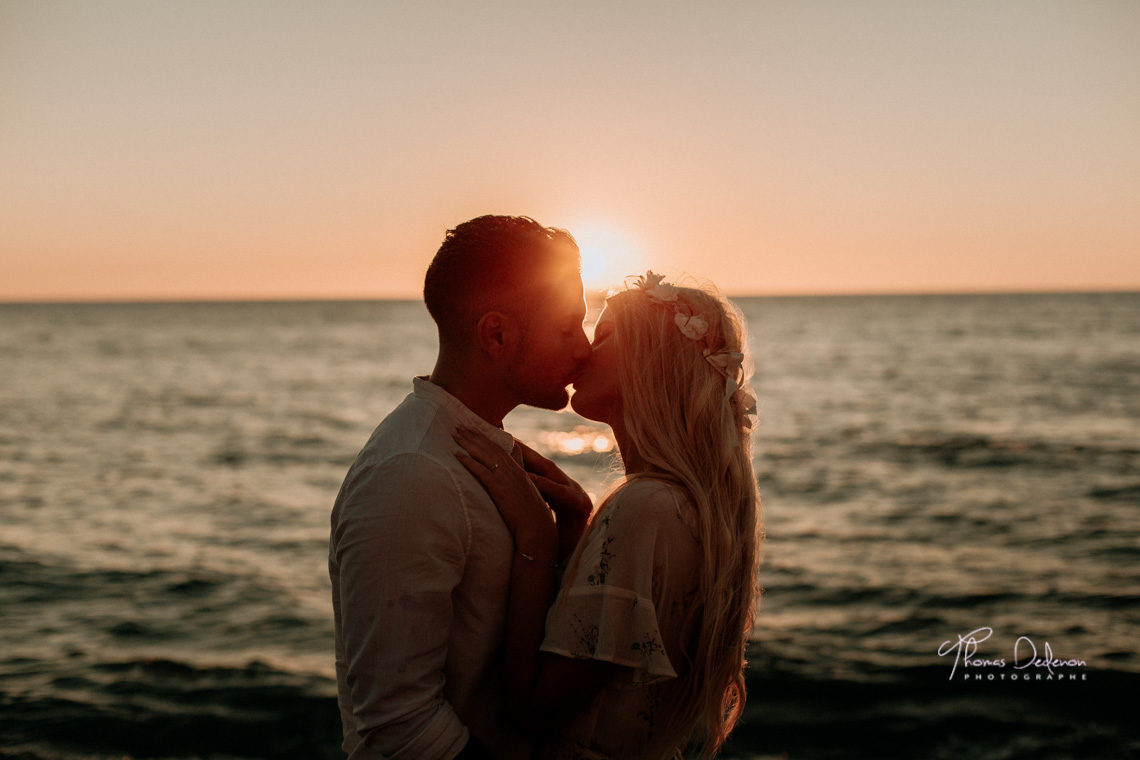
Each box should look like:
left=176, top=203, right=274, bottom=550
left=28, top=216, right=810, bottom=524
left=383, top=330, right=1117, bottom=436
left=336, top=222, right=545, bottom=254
left=1, top=293, right=1137, bottom=759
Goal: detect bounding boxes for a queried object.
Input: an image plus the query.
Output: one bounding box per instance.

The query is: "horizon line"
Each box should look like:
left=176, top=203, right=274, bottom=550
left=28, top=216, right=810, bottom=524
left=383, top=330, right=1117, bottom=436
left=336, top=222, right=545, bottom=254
left=2, top=286, right=1139, bottom=306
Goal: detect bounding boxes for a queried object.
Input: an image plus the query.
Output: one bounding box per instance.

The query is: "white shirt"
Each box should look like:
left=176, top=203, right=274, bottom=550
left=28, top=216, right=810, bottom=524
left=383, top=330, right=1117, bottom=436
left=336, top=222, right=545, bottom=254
left=329, top=377, right=531, bottom=760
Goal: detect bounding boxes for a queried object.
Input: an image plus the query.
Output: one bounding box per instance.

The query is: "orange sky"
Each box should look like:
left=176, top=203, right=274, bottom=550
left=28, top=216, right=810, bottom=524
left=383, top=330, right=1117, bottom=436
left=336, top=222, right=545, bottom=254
left=2, top=1, right=1138, bottom=301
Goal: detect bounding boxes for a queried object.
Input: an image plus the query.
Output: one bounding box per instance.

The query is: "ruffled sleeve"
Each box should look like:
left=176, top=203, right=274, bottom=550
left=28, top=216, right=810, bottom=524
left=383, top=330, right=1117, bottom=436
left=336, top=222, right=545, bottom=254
left=539, top=479, right=696, bottom=686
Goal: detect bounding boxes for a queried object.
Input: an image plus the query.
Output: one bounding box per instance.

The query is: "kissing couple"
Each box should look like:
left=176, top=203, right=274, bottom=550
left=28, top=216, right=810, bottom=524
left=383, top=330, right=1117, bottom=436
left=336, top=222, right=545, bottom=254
left=329, top=215, right=763, bottom=760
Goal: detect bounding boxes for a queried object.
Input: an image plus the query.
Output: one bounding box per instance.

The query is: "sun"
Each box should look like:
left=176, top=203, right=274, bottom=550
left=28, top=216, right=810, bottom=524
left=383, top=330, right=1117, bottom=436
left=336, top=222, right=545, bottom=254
left=572, top=223, right=644, bottom=292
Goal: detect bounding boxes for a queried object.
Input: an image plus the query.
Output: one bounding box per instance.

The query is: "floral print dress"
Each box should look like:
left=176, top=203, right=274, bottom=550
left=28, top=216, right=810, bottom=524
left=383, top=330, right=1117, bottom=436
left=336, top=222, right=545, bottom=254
left=538, top=478, right=702, bottom=760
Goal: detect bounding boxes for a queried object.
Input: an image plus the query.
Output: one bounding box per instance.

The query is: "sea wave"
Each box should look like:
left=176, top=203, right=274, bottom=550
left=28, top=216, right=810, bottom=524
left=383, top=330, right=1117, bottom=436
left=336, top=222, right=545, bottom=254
left=1, top=649, right=1135, bottom=760
left=857, top=433, right=1139, bottom=471
left=0, top=657, right=339, bottom=760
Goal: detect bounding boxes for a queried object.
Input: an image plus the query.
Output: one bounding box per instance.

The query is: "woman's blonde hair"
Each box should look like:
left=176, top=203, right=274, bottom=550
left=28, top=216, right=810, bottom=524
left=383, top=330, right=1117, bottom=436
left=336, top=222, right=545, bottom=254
left=602, top=275, right=764, bottom=759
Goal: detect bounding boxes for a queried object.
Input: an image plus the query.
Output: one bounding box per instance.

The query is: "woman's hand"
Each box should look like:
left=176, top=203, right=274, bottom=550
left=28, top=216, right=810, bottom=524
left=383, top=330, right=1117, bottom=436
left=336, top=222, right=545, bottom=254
left=516, top=439, right=593, bottom=523
left=452, top=426, right=557, bottom=551
left=515, top=439, right=593, bottom=563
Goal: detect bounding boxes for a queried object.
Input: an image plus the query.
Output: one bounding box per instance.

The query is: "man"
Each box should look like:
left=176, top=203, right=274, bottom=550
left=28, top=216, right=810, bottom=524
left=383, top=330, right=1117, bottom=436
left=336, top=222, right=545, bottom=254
left=329, top=215, right=591, bottom=759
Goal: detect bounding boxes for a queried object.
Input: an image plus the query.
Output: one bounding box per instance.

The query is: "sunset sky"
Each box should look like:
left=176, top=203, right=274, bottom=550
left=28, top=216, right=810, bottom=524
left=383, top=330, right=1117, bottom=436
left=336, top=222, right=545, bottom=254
left=2, top=0, right=1138, bottom=301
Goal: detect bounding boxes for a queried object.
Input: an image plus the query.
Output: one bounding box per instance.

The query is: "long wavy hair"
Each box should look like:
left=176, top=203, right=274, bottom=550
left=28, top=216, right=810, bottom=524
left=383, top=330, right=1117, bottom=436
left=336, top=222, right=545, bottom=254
left=599, top=276, right=764, bottom=759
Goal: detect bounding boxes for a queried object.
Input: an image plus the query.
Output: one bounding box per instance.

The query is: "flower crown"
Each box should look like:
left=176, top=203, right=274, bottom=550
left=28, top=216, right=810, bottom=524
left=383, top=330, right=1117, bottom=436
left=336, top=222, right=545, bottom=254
left=631, top=271, right=758, bottom=427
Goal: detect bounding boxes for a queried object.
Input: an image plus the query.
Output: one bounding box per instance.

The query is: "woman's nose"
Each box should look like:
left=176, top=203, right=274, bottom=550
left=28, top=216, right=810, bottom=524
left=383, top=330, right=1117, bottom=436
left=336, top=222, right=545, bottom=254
left=572, top=328, right=592, bottom=361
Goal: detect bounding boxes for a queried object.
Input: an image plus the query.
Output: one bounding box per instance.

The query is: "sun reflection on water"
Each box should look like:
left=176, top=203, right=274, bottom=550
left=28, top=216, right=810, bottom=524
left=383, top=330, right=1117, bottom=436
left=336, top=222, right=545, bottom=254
left=537, top=426, right=615, bottom=456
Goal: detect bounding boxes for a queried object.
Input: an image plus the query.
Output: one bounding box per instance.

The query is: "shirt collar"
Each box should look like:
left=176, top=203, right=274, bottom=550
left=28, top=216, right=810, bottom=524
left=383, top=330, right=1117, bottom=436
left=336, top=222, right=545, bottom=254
left=412, top=376, right=516, bottom=453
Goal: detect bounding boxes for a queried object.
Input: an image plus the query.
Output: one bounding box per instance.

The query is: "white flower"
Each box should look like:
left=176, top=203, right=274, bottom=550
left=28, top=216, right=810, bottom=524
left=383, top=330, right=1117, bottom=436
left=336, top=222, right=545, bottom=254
left=638, top=271, right=679, bottom=304
left=734, top=386, right=758, bottom=419
left=635, top=270, right=679, bottom=305
left=647, top=282, right=679, bottom=303
left=675, top=313, right=708, bottom=340
left=703, top=349, right=744, bottom=376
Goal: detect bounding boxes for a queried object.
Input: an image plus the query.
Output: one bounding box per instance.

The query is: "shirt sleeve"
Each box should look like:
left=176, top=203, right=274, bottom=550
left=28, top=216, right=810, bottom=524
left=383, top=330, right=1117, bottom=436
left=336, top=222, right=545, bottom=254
left=331, top=452, right=471, bottom=760
left=539, top=481, right=687, bottom=686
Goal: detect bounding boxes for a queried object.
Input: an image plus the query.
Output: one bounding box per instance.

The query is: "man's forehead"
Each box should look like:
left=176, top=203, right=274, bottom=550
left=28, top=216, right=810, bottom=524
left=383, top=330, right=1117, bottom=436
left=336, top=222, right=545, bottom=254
left=532, top=267, right=584, bottom=308
left=508, top=283, right=581, bottom=330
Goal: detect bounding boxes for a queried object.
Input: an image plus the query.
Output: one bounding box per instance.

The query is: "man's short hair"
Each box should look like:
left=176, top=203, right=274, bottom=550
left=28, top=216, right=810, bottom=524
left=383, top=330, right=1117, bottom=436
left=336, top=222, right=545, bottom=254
left=423, top=215, right=580, bottom=342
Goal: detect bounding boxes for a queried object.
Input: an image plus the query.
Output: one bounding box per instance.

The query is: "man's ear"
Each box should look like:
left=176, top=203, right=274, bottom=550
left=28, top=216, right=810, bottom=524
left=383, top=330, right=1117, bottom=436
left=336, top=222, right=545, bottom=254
left=475, top=311, right=514, bottom=358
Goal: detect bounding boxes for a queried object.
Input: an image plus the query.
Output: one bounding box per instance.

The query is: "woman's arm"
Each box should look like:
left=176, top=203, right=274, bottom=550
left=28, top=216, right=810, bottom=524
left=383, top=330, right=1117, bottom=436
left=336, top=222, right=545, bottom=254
left=453, top=427, right=616, bottom=731
left=515, top=439, right=593, bottom=565
left=517, top=653, right=617, bottom=733
left=499, top=527, right=617, bottom=731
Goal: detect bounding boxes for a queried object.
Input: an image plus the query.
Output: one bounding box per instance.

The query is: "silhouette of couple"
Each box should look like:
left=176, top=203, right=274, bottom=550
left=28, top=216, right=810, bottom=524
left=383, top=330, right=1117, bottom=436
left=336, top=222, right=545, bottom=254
left=329, top=215, right=762, bottom=760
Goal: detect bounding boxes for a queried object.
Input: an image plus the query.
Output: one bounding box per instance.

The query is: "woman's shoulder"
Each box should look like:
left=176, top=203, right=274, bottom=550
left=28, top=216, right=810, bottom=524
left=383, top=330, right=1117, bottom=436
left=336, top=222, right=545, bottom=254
left=606, top=477, right=698, bottom=539
left=609, top=476, right=682, bottom=509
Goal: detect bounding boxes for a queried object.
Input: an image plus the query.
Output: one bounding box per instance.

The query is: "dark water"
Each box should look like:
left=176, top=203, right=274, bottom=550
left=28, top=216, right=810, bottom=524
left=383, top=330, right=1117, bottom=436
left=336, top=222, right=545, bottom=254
left=1, top=293, right=1137, bottom=759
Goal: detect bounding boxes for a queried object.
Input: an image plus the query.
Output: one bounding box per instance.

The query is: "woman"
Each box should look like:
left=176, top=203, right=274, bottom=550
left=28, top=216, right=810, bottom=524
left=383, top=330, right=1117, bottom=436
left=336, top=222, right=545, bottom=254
left=454, top=272, right=763, bottom=760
